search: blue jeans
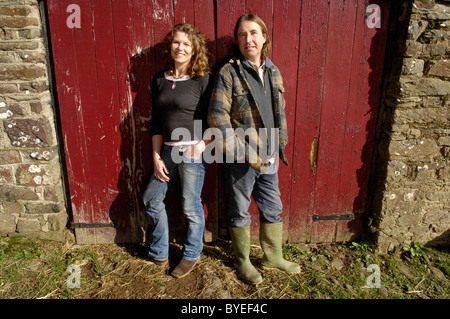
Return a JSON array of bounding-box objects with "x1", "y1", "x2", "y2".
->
[
  {"x1": 225, "y1": 162, "x2": 283, "y2": 227},
  {"x1": 143, "y1": 145, "x2": 207, "y2": 261}
]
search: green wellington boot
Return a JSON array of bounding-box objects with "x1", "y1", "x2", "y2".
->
[
  {"x1": 229, "y1": 226, "x2": 263, "y2": 285},
  {"x1": 260, "y1": 222, "x2": 301, "y2": 274}
]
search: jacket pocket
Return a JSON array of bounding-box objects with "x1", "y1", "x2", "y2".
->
[{"x1": 232, "y1": 86, "x2": 251, "y2": 113}]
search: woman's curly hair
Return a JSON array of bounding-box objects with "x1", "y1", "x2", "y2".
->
[{"x1": 163, "y1": 23, "x2": 211, "y2": 77}]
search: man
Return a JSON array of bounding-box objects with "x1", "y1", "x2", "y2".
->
[{"x1": 208, "y1": 14, "x2": 300, "y2": 285}]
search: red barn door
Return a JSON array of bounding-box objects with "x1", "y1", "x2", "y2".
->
[{"x1": 46, "y1": 0, "x2": 390, "y2": 244}]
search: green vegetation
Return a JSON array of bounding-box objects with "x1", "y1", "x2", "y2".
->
[{"x1": 0, "y1": 235, "x2": 448, "y2": 299}]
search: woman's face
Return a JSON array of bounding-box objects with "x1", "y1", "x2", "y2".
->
[
  {"x1": 171, "y1": 31, "x2": 193, "y2": 68},
  {"x1": 236, "y1": 20, "x2": 266, "y2": 65}
]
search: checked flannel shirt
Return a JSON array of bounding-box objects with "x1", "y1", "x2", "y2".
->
[{"x1": 207, "y1": 57, "x2": 289, "y2": 172}]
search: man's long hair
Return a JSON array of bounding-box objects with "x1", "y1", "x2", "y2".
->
[{"x1": 233, "y1": 14, "x2": 271, "y2": 63}]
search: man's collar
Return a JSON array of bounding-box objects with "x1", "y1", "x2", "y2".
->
[{"x1": 241, "y1": 57, "x2": 273, "y2": 70}]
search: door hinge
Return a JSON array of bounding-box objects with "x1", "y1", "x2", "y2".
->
[
  {"x1": 70, "y1": 222, "x2": 114, "y2": 229},
  {"x1": 313, "y1": 213, "x2": 355, "y2": 222}
]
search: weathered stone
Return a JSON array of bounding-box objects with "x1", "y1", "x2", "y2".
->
[
  {"x1": 425, "y1": 59, "x2": 450, "y2": 78},
  {"x1": 19, "y1": 81, "x2": 48, "y2": 94},
  {"x1": 29, "y1": 147, "x2": 56, "y2": 161},
  {"x1": 2, "y1": 201, "x2": 24, "y2": 214},
  {"x1": 0, "y1": 6, "x2": 31, "y2": 16},
  {"x1": 25, "y1": 202, "x2": 63, "y2": 215},
  {"x1": 422, "y1": 30, "x2": 450, "y2": 43},
  {"x1": 0, "y1": 83, "x2": 19, "y2": 94},
  {"x1": 0, "y1": 16, "x2": 38, "y2": 28},
  {"x1": 0, "y1": 213, "x2": 16, "y2": 234},
  {"x1": 399, "y1": 77, "x2": 450, "y2": 96},
  {"x1": 401, "y1": 58, "x2": 424, "y2": 75},
  {"x1": 44, "y1": 186, "x2": 64, "y2": 202},
  {"x1": 386, "y1": 160, "x2": 409, "y2": 184},
  {"x1": 413, "y1": 0, "x2": 435, "y2": 10},
  {"x1": 407, "y1": 20, "x2": 428, "y2": 41},
  {"x1": 438, "y1": 136, "x2": 450, "y2": 146},
  {"x1": 4, "y1": 118, "x2": 53, "y2": 148},
  {"x1": 0, "y1": 41, "x2": 39, "y2": 51},
  {"x1": 15, "y1": 163, "x2": 46, "y2": 186},
  {"x1": 383, "y1": 189, "x2": 422, "y2": 214},
  {"x1": 0, "y1": 102, "x2": 25, "y2": 119},
  {"x1": 0, "y1": 185, "x2": 39, "y2": 201},
  {"x1": 0, "y1": 150, "x2": 21, "y2": 164},
  {"x1": 389, "y1": 139, "x2": 441, "y2": 158},
  {"x1": 16, "y1": 217, "x2": 40, "y2": 233},
  {"x1": 0, "y1": 166, "x2": 14, "y2": 183},
  {"x1": 0, "y1": 64, "x2": 46, "y2": 81},
  {"x1": 48, "y1": 212, "x2": 68, "y2": 231}
]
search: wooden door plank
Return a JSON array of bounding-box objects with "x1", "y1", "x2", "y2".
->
[
  {"x1": 47, "y1": 0, "x2": 92, "y2": 225},
  {"x1": 126, "y1": 0, "x2": 157, "y2": 242},
  {"x1": 290, "y1": 1, "x2": 330, "y2": 242},
  {"x1": 335, "y1": 0, "x2": 390, "y2": 241},
  {"x1": 174, "y1": 0, "x2": 194, "y2": 24},
  {"x1": 310, "y1": 0, "x2": 358, "y2": 243},
  {"x1": 152, "y1": 0, "x2": 174, "y2": 67},
  {"x1": 272, "y1": 0, "x2": 302, "y2": 241},
  {"x1": 216, "y1": 0, "x2": 244, "y2": 65},
  {"x1": 194, "y1": 0, "x2": 219, "y2": 242}
]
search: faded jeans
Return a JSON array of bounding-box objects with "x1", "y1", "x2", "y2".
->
[
  {"x1": 225, "y1": 162, "x2": 283, "y2": 228},
  {"x1": 143, "y1": 145, "x2": 207, "y2": 261}
]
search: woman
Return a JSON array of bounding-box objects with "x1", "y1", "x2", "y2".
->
[{"x1": 143, "y1": 23, "x2": 212, "y2": 278}]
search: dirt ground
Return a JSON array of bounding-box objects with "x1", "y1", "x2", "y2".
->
[{"x1": 0, "y1": 232, "x2": 449, "y2": 300}]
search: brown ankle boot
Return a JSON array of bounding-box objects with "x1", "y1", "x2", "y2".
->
[{"x1": 171, "y1": 258, "x2": 198, "y2": 278}]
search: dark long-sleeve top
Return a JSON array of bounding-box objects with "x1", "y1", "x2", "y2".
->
[{"x1": 150, "y1": 71, "x2": 213, "y2": 144}]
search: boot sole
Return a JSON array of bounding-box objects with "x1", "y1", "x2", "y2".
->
[{"x1": 261, "y1": 265, "x2": 301, "y2": 274}]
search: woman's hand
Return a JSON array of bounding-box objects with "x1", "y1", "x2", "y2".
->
[{"x1": 153, "y1": 155, "x2": 170, "y2": 182}]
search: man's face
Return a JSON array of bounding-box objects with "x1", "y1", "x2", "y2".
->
[{"x1": 236, "y1": 20, "x2": 266, "y2": 65}]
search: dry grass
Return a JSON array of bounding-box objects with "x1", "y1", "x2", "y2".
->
[{"x1": 0, "y1": 233, "x2": 449, "y2": 299}]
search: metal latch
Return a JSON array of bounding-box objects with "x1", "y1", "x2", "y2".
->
[{"x1": 313, "y1": 213, "x2": 355, "y2": 222}]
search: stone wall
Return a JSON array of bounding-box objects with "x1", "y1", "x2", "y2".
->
[
  {"x1": 0, "y1": 0, "x2": 67, "y2": 240},
  {"x1": 372, "y1": 0, "x2": 450, "y2": 252}
]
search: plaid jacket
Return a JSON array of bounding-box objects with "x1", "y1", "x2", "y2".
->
[{"x1": 207, "y1": 57, "x2": 288, "y2": 171}]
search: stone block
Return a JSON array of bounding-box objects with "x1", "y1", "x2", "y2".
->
[
  {"x1": 0, "y1": 150, "x2": 21, "y2": 164},
  {"x1": 16, "y1": 217, "x2": 40, "y2": 233},
  {"x1": 401, "y1": 58, "x2": 425, "y2": 75},
  {"x1": 48, "y1": 212, "x2": 68, "y2": 231},
  {"x1": 2, "y1": 201, "x2": 24, "y2": 214},
  {"x1": 4, "y1": 118, "x2": 53, "y2": 148},
  {"x1": 25, "y1": 202, "x2": 63, "y2": 215},
  {"x1": 400, "y1": 77, "x2": 450, "y2": 96},
  {"x1": 0, "y1": 185, "x2": 39, "y2": 201},
  {"x1": 386, "y1": 160, "x2": 409, "y2": 184},
  {"x1": 0, "y1": 213, "x2": 16, "y2": 234},
  {"x1": 44, "y1": 186, "x2": 64, "y2": 202},
  {"x1": 425, "y1": 59, "x2": 450, "y2": 77},
  {"x1": 0, "y1": 166, "x2": 14, "y2": 184},
  {"x1": 15, "y1": 163, "x2": 46, "y2": 186},
  {"x1": 0, "y1": 16, "x2": 38, "y2": 28},
  {"x1": 389, "y1": 139, "x2": 441, "y2": 158},
  {"x1": 438, "y1": 136, "x2": 450, "y2": 146},
  {"x1": 0, "y1": 6, "x2": 31, "y2": 16},
  {"x1": 0, "y1": 64, "x2": 46, "y2": 81}
]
